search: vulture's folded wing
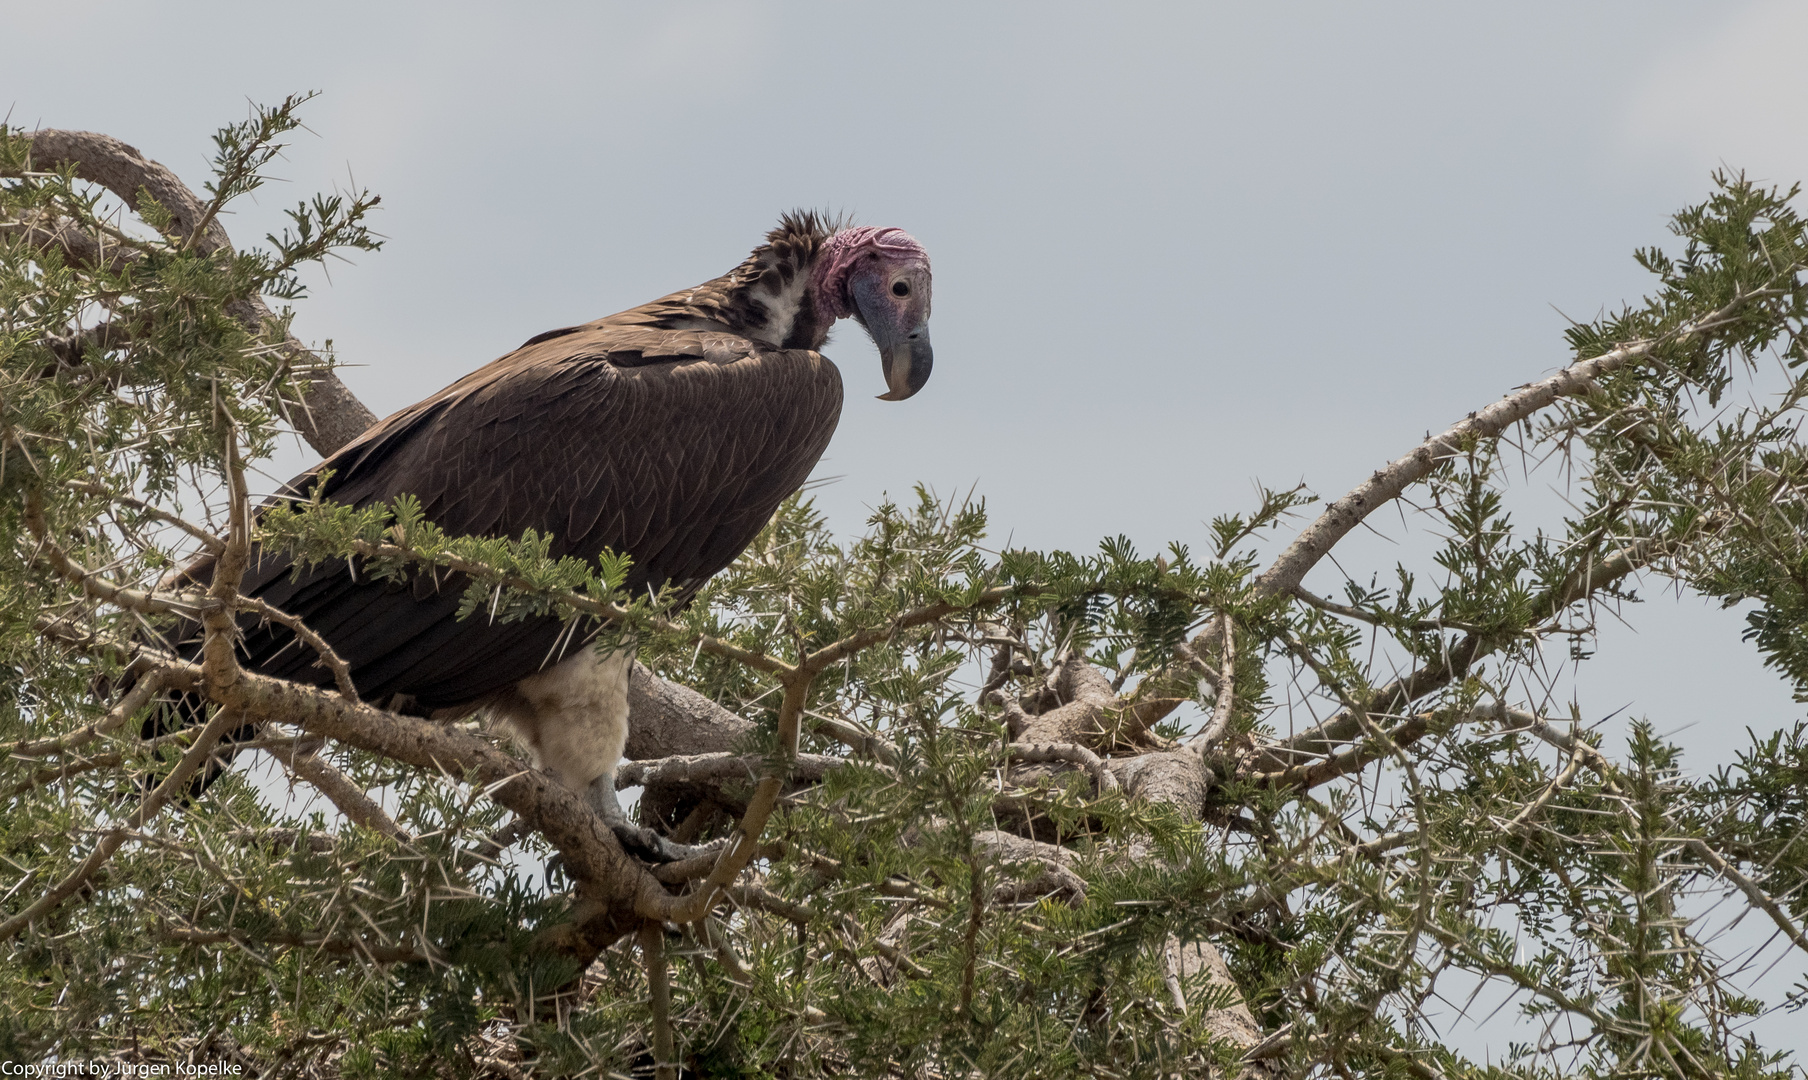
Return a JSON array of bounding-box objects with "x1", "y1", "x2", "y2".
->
[{"x1": 183, "y1": 324, "x2": 842, "y2": 708}]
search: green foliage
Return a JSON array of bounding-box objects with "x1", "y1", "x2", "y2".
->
[{"x1": 5, "y1": 104, "x2": 1808, "y2": 1079}]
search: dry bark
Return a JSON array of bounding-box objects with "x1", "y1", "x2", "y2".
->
[
  {"x1": 986, "y1": 645, "x2": 1266, "y2": 1064},
  {"x1": 623, "y1": 662, "x2": 754, "y2": 758}
]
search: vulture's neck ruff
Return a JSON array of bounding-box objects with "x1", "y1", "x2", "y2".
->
[{"x1": 660, "y1": 212, "x2": 931, "y2": 356}]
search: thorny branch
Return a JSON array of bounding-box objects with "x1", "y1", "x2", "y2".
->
[{"x1": 18, "y1": 129, "x2": 378, "y2": 456}]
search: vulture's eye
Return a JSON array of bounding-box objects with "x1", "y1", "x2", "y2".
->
[{"x1": 891, "y1": 280, "x2": 910, "y2": 297}]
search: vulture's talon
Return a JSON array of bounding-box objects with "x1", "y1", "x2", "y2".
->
[
  {"x1": 606, "y1": 818, "x2": 718, "y2": 864},
  {"x1": 585, "y1": 774, "x2": 717, "y2": 864}
]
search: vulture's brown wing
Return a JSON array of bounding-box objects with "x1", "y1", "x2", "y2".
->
[{"x1": 217, "y1": 325, "x2": 842, "y2": 709}]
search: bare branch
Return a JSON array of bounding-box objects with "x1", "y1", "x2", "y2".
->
[
  {"x1": 639, "y1": 922, "x2": 678, "y2": 1080},
  {"x1": 624, "y1": 663, "x2": 755, "y2": 759},
  {"x1": 617, "y1": 751, "x2": 850, "y2": 791},
  {"x1": 232, "y1": 594, "x2": 356, "y2": 699},
  {"x1": 269, "y1": 745, "x2": 411, "y2": 842},
  {"x1": 1252, "y1": 297, "x2": 1755, "y2": 601},
  {"x1": 68, "y1": 480, "x2": 224, "y2": 555},
  {"x1": 1007, "y1": 742, "x2": 1119, "y2": 796},
  {"x1": 805, "y1": 709, "x2": 903, "y2": 768},
  {"x1": 22, "y1": 490, "x2": 203, "y2": 620},
  {"x1": 22, "y1": 129, "x2": 378, "y2": 455},
  {"x1": 1189, "y1": 613, "x2": 1237, "y2": 751},
  {"x1": 973, "y1": 830, "x2": 1088, "y2": 905},
  {"x1": 4, "y1": 669, "x2": 164, "y2": 759}
]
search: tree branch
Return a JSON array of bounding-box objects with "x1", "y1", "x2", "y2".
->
[
  {"x1": 1251, "y1": 298, "x2": 1756, "y2": 602},
  {"x1": 161, "y1": 924, "x2": 430, "y2": 965},
  {"x1": 616, "y1": 751, "x2": 849, "y2": 792},
  {"x1": 23, "y1": 129, "x2": 378, "y2": 456},
  {"x1": 270, "y1": 746, "x2": 411, "y2": 842},
  {"x1": 3, "y1": 669, "x2": 164, "y2": 759},
  {"x1": 639, "y1": 921, "x2": 678, "y2": 1080},
  {"x1": 1007, "y1": 742, "x2": 1119, "y2": 796},
  {"x1": 1188, "y1": 612, "x2": 1237, "y2": 751},
  {"x1": 0, "y1": 704, "x2": 245, "y2": 944}
]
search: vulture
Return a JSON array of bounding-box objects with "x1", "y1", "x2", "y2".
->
[{"x1": 154, "y1": 212, "x2": 934, "y2": 859}]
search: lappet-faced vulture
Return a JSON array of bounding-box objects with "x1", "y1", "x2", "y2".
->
[{"x1": 157, "y1": 212, "x2": 933, "y2": 859}]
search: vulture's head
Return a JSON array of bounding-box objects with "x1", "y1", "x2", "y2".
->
[{"x1": 814, "y1": 226, "x2": 934, "y2": 400}]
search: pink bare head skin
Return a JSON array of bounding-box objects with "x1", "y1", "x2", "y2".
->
[
  {"x1": 810, "y1": 223, "x2": 934, "y2": 400},
  {"x1": 810, "y1": 226, "x2": 932, "y2": 321}
]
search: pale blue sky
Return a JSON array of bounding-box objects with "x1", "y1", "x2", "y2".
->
[{"x1": 9, "y1": 0, "x2": 1808, "y2": 1052}]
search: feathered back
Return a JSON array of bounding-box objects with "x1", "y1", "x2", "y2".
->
[{"x1": 167, "y1": 220, "x2": 848, "y2": 710}]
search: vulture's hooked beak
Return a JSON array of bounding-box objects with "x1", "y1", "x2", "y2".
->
[
  {"x1": 851, "y1": 268, "x2": 934, "y2": 401},
  {"x1": 877, "y1": 326, "x2": 933, "y2": 401}
]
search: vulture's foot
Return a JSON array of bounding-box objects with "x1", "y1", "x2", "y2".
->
[{"x1": 587, "y1": 776, "x2": 726, "y2": 864}]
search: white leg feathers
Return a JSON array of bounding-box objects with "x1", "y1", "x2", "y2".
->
[
  {"x1": 491, "y1": 646, "x2": 632, "y2": 795},
  {"x1": 488, "y1": 646, "x2": 715, "y2": 864}
]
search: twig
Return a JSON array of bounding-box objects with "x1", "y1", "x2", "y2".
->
[
  {"x1": 1162, "y1": 935, "x2": 1189, "y2": 1014},
  {"x1": 641, "y1": 679, "x2": 813, "y2": 924},
  {"x1": 1498, "y1": 743, "x2": 1587, "y2": 838},
  {"x1": 22, "y1": 491, "x2": 204, "y2": 620},
  {"x1": 806, "y1": 709, "x2": 902, "y2": 768},
  {"x1": 1250, "y1": 714, "x2": 1434, "y2": 791},
  {"x1": 465, "y1": 818, "x2": 530, "y2": 865},
  {"x1": 198, "y1": 410, "x2": 251, "y2": 705},
  {"x1": 640, "y1": 922, "x2": 677, "y2": 1080},
  {"x1": 1252, "y1": 295, "x2": 1762, "y2": 601},
  {"x1": 1684, "y1": 838, "x2": 1808, "y2": 959},
  {"x1": 232, "y1": 594, "x2": 357, "y2": 699},
  {"x1": 4, "y1": 669, "x2": 164, "y2": 759},
  {"x1": 1007, "y1": 742, "x2": 1119, "y2": 795},
  {"x1": 271, "y1": 746, "x2": 411, "y2": 842},
  {"x1": 702, "y1": 916, "x2": 752, "y2": 981},
  {"x1": 1188, "y1": 613, "x2": 1237, "y2": 751},
  {"x1": 7, "y1": 727, "x2": 194, "y2": 797},
  {"x1": 66, "y1": 480, "x2": 224, "y2": 555},
  {"x1": 648, "y1": 840, "x2": 745, "y2": 885},
  {"x1": 0, "y1": 704, "x2": 246, "y2": 943},
  {"x1": 1290, "y1": 584, "x2": 1487, "y2": 636},
  {"x1": 801, "y1": 587, "x2": 1014, "y2": 675}
]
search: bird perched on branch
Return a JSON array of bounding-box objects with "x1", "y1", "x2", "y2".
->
[{"x1": 153, "y1": 212, "x2": 934, "y2": 860}]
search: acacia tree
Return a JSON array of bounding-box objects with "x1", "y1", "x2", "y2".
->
[{"x1": 4, "y1": 100, "x2": 1808, "y2": 1079}]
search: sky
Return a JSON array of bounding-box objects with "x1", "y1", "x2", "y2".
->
[{"x1": 8, "y1": 0, "x2": 1808, "y2": 1056}]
